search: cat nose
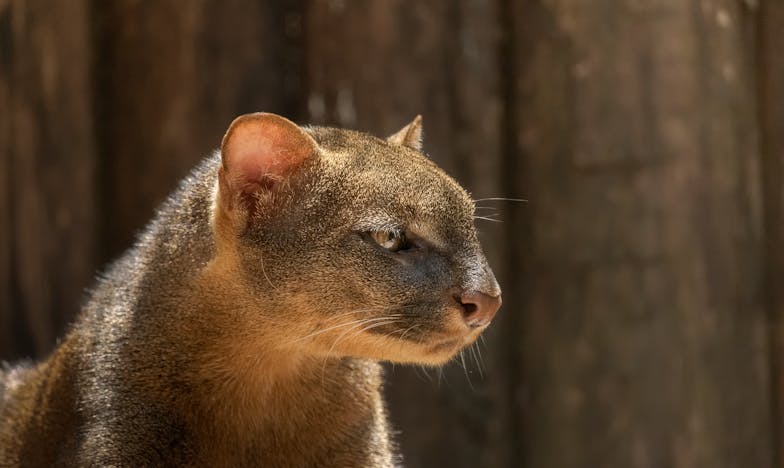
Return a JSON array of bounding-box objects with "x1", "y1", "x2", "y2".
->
[{"x1": 456, "y1": 291, "x2": 502, "y2": 328}]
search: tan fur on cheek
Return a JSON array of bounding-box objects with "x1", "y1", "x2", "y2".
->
[{"x1": 294, "y1": 302, "x2": 481, "y2": 367}]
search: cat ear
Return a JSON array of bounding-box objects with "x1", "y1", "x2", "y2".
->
[
  {"x1": 220, "y1": 112, "x2": 317, "y2": 195},
  {"x1": 387, "y1": 115, "x2": 423, "y2": 151}
]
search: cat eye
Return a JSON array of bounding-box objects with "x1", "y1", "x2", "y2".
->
[{"x1": 370, "y1": 230, "x2": 408, "y2": 252}]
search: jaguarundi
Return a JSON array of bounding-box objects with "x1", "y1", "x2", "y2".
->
[{"x1": 0, "y1": 113, "x2": 502, "y2": 467}]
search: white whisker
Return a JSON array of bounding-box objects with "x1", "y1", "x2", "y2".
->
[
  {"x1": 416, "y1": 365, "x2": 433, "y2": 383},
  {"x1": 291, "y1": 315, "x2": 401, "y2": 344},
  {"x1": 469, "y1": 344, "x2": 483, "y2": 379},
  {"x1": 458, "y1": 350, "x2": 475, "y2": 391},
  {"x1": 475, "y1": 341, "x2": 485, "y2": 372},
  {"x1": 320, "y1": 316, "x2": 400, "y2": 384},
  {"x1": 474, "y1": 216, "x2": 503, "y2": 223},
  {"x1": 472, "y1": 197, "x2": 528, "y2": 203},
  {"x1": 397, "y1": 323, "x2": 421, "y2": 343},
  {"x1": 259, "y1": 253, "x2": 279, "y2": 291}
]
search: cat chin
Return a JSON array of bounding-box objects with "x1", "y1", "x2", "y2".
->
[
  {"x1": 370, "y1": 336, "x2": 476, "y2": 367},
  {"x1": 391, "y1": 344, "x2": 469, "y2": 367},
  {"x1": 317, "y1": 322, "x2": 483, "y2": 366},
  {"x1": 420, "y1": 338, "x2": 476, "y2": 366}
]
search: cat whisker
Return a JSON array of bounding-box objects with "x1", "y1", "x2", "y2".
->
[
  {"x1": 318, "y1": 306, "x2": 397, "y2": 325},
  {"x1": 324, "y1": 317, "x2": 400, "y2": 358},
  {"x1": 458, "y1": 350, "x2": 467, "y2": 376},
  {"x1": 469, "y1": 343, "x2": 483, "y2": 380},
  {"x1": 417, "y1": 365, "x2": 433, "y2": 384},
  {"x1": 299, "y1": 302, "x2": 422, "y2": 340},
  {"x1": 290, "y1": 317, "x2": 375, "y2": 344},
  {"x1": 474, "y1": 207, "x2": 500, "y2": 216},
  {"x1": 259, "y1": 253, "x2": 279, "y2": 291},
  {"x1": 367, "y1": 323, "x2": 424, "y2": 358},
  {"x1": 474, "y1": 216, "x2": 503, "y2": 223},
  {"x1": 457, "y1": 350, "x2": 475, "y2": 391},
  {"x1": 324, "y1": 303, "x2": 421, "y2": 323},
  {"x1": 326, "y1": 319, "x2": 401, "y2": 377},
  {"x1": 342, "y1": 319, "x2": 400, "y2": 348},
  {"x1": 320, "y1": 316, "x2": 400, "y2": 384},
  {"x1": 472, "y1": 197, "x2": 528, "y2": 203},
  {"x1": 365, "y1": 325, "x2": 414, "y2": 352},
  {"x1": 290, "y1": 315, "x2": 402, "y2": 344},
  {"x1": 396, "y1": 323, "x2": 421, "y2": 343},
  {"x1": 474, "y1": 340, "x2": 485, "y2": 373}
]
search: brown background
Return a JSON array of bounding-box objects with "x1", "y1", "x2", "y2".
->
[{"x1": 2, "y1": 1, "x2": 783, "y2": 467}]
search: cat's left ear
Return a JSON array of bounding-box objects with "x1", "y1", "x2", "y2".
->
[{"x1": 387, "y1": 115, "x2": 423, "y2": 151}]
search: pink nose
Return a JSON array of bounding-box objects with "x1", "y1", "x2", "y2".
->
[{"x1": 457, "y1": 292, "x2": 502, "y2": 328}]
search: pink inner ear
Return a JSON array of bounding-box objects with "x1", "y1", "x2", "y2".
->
[{"x1": 221, "y1": 113, "x2": 315, "y2": 190}]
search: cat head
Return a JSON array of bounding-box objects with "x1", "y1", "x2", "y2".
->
[{"x1": 213, "y1": 113, "x2": 500, "y2": 366}]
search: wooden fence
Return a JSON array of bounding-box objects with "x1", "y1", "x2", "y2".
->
[{"x1": 1, "y1": 1, "x2": 783, "y2": 467}]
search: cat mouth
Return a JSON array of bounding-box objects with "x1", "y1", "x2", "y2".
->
[{"x1": 354, "y1": 311, "x2": 487, "y2": 363}]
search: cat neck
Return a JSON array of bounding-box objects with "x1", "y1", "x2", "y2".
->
[{"x1": 172, "y1": 259, "x2": 390, "y2": 465}]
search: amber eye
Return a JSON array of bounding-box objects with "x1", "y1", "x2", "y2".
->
[{"x1": 370, "y1": 230, "x2": 407, "y2": 252}]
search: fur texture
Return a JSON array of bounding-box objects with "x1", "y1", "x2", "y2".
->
[{"x1": 0, "y1": 114, "x2": 500, "y2": 467}]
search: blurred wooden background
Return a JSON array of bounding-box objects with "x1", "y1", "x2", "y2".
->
[{"x1": 1, "y1": 1, "x2": 783, "y2": 467}]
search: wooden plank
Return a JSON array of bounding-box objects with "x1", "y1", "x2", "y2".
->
[
  {"x1": 0, "y1": 0, "x2": 12, "y2": 359},
  {"x1": 1, "y1": 0, "x2": 97, "y2": 359},
  {"x1": 95, "y1": 0, "x2": 302, "y2": 259},
  {"x1": 758, "y1": 1, "x2": 784, "y2": 466},
  {"x1": 305, "y1": 2, "x2": 510, "y2": 466},
  {"x1": 512, "y1": 0, "x2": 771, "y2": 467}
]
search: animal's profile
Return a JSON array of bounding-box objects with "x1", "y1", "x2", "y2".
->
[{"x1": 0, "y1": 113, "x2": 501, "y2": 467}]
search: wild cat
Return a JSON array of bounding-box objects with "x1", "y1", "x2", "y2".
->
[{"x1": 0, "y1": 113, "x2": 501, "y2": 467}]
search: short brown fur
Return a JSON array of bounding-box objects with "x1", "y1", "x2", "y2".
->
[{"x1": 0, "y1": 113, "x2": 500, "y2": 467}]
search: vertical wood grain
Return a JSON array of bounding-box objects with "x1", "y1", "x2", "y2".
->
[
  {"x1": 94, "y1": 0, "x2": 303, "y2": 259},
  {"x1": 758, "y1": 1, "x2": 784, "y2": 466},
  {"x1": 0, "y1": 0, "x2": 97, "y2": 359},
  {"x1": 0, "y1": 0, "x2": 12, "y2": 359},
  {"x1": 512, "y1": 0, "x2": 771, "y2": 466}
]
